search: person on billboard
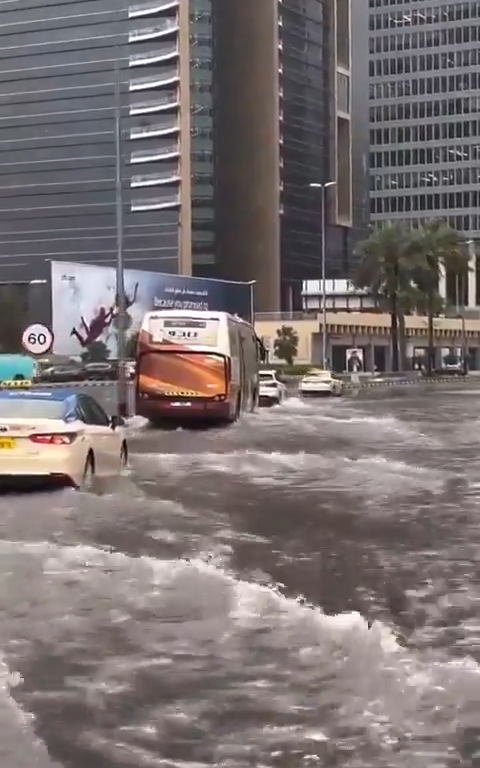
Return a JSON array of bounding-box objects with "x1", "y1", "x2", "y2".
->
[
  {"x1": 69, "y1": 283, "x2": 139, "y2": 348},
  {"x1": 70, "y1": 306, "x2": 115, "y2": 348}
]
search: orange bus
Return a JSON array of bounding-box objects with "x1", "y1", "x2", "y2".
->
[{"x1": 135, "y1": 310, "x2": 263, "y2": 425}]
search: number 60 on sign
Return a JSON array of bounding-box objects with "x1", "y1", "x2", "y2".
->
[{"x1": 22, "y1": 324, "x2": 54, "y2": 356}]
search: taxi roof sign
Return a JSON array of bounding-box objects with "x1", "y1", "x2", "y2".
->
[{"x1": 0, "y1": 379, "x2": 32, "y2": 389}]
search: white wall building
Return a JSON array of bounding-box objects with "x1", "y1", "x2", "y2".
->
[{"x1": 302, "y1": 279, "x2": 382, "y2": 312}]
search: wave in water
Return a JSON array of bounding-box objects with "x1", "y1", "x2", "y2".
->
[
  {"x1": 258, "y1": 398, "x2": 435, "y2": 444},
  {"x1": 138, "y1": 450, "x2": 446, "y2": 497},
  {"x1": 0, "y1": 541, "x2": 479, "y2": 766},
  {"x1": 0, "y1": 654, "x2": 60, "y2": 768}
]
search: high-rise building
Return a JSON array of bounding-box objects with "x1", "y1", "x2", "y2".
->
[
  {"x1": 0, "y1": 0, "x2": 201, "y2": 283},
  {"x1": 0, "y1": 0, "x2": 352, "y2": 312},
  {"x1": 368, "y1": 0, "x2": 480, "y2": 237},
  {"x1": 215, "y1": 0, "x2": 353, "y2": 312},
  {"x1": 351, "y1": 0, "x2": 371, "y2": 250}
]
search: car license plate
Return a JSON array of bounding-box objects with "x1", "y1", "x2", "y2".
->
[{"x1": 0, "y1": 438, "x2": 15, "y2": 449}]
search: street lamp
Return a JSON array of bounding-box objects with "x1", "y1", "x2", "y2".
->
[
  {"x1": 309, "y1": 181, "x2": 337, "y2": 369},
  {"x1": 247, "y1": 280, "x2": 256, "y2": 324}
]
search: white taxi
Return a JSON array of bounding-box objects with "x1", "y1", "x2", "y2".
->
[
  {"x1": 258, "y1": 369, "x2": 287, "y2": 406},
  {"x1": 298, "y1": 368, "x2": 343, "y2": 398},
  {"x1": 0, "y1": 389, "x2": 128, "y2": 490}
]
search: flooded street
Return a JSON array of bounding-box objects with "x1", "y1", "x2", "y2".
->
[{"x1": 1, "y1": 386, "x2": 480, "y2": 767}]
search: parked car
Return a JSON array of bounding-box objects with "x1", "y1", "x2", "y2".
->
[
  {"x1": 38, "y1": 365, "x2": 85, "y2": 383},
  {"x1": 0, "y1": 354, "x2": 37, "y2": 384},
  {"x1": 82, "y1": 362, "x2": 118, "y2": 381}
]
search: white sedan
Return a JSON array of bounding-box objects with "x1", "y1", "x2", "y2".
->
[
  {"x1": 298, "y1": 369, "x2": 343, "y2": 398},
  {"x1": 0, "y1": 389, "x2": 128, "y2": 490},
  {"x1": 258, "y1": 370, "x2": 287, "y2": 406}
]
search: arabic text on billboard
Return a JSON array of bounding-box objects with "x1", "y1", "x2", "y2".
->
[{"x1": 50, "y1": 261, "x2": 252, "y2": 358}]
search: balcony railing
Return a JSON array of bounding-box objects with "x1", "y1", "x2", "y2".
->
[
  {"x1": 130, "y1": 171, "x2": 180, "y2": 187},
  {"x1": 129, "y1": 46, "x2": 179, "y2": 68},
  {"x1": 131, "y1": 193, "x2": 180, "y2": 211},
  {"x1": 129, "y1": 20, "x2": 179, "y2": 43},
  {"x1": 129, "y1": 1, "x2": 179, "y2": 18},
  {"x1": 129, "y1": 71, "x2": 179, "y2": 91},
  {"x1": 129, "y1": 93, "x2": 179, "y2": 115},
  {"x1": 130, "y1": 144, "x2": 180, "y2": 164}
]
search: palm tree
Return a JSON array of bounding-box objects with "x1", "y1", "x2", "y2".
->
[
  {"x1": 409, "y1": 220, "x2": 469, "y2": 376},
  {"x1": 354, "y1": 224, "x2": 417, "y2": 371}
]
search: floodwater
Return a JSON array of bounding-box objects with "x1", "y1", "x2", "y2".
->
[{"x1": 1, "y1": 385, "x2": 480, "y2": 767}]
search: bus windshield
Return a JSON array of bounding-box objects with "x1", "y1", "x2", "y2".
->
[{"x1": 138, "y1": 350, "x2": 227, "y2": 398}]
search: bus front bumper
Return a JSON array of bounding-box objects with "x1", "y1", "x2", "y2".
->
[{"x1": 136, "y1": 396, "x2": 231, "y2": 420}]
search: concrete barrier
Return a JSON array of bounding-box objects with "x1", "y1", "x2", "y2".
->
[
  {"x1": 30, "y1": 380, "x2": 119, "y2": 388},
  {"x1": 344, "y1": 375, "x2": 469, "y2": 390}
]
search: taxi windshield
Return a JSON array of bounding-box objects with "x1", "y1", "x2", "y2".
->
[{"x1": 0, "y1": 399, "x2": 65, "y2": 419}]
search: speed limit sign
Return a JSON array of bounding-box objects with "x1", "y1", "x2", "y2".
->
[{"x1": 22, "y1": 323, "x2": 54, "y2": 356}]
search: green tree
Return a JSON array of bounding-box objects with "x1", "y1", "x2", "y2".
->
[
  {"x1": 80, "y1": 340, "x2": 110, "y2": 363},
  {"x1": 273, "y1": 325, "x2": 299, "y2": 366},
  {"x1": 353, "y1": 224, "x2": 417, "y2": 371},
  {"x1": 409, "y1": 220, "x2": 469, "y2": 376}
]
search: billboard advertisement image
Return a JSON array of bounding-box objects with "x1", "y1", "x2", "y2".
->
[{"x1": 50, "y1": 261, "x2": 253, "y2": 358}]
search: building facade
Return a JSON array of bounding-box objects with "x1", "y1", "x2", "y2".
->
[
  {"x1": 351, "y1": 0, "x2": 371, "y2": 252},
  {"x1": 368, "y1": 0, "x2": 480, "y2": 305},
  {"x1": 301, "y1": 278, "x2": 381, "y2": 311},
  {"x1": 368, "y1": 0, "x2": 480, "y2": 237},
  {"x1": 279, "y1": 0, "x2": 352, "y2": 304},
  {"x1": 214, "y1": 0, "x2": 353, "y2": 312},
  {"x1": 0, "y1": 0, "x2": 352, "y2": 313},
  {"x1": 0, "y1": 0, "x2": 227, "y2": 286}
]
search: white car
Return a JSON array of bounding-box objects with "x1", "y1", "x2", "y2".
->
[
  {"x1": 125, "y1": 359, "x2": 136, "y2": 379},
  {"x1": 258, "y1": 370, "x2": 287, "y2": 406},
  {"x1": 0, "y1": 389, "x2": 128, "y2": 490},
  {"x1": 299, "y1": 369, "x2": 343, "y2": 398}
]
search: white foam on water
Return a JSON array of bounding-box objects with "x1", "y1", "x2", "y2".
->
[
  {"x1": 0, "y1": 654, "x2": 60, "y2": 767},
  {"x1": 255, "y1": 398, "x2": 436, "y2": 446},
  {"x1": 126, "y1": 414, "x2": 150, "y2": 431},
  {"x1": 0, "y1": 540, "x2": 479, "y2": 766},
  {"x1": 139, "y1": 450, "x2": 445, "y2": 496}
]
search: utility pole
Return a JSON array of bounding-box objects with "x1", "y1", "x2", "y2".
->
[
  {"x1": 115, "y1": 57, "x2": 128, "y2": 418},
  {"x1": 309, "y1": 181, "x2": 337, "y2": 368}
]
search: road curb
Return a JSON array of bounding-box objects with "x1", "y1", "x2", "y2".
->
[{"x1": 344, "y1": 376, "x2": 468, "y2": 390}]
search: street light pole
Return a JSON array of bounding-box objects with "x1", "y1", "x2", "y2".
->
[
  {"x1": 114, "y1": 57, "x2": 128, "y2": 418},
  {"x1": 309, "y1": 181, "x2": 336, "y2": 369}
]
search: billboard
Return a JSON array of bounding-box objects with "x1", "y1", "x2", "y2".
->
[{"x1": 50, "y1": 261, "x2": 253, "y2": 358}]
